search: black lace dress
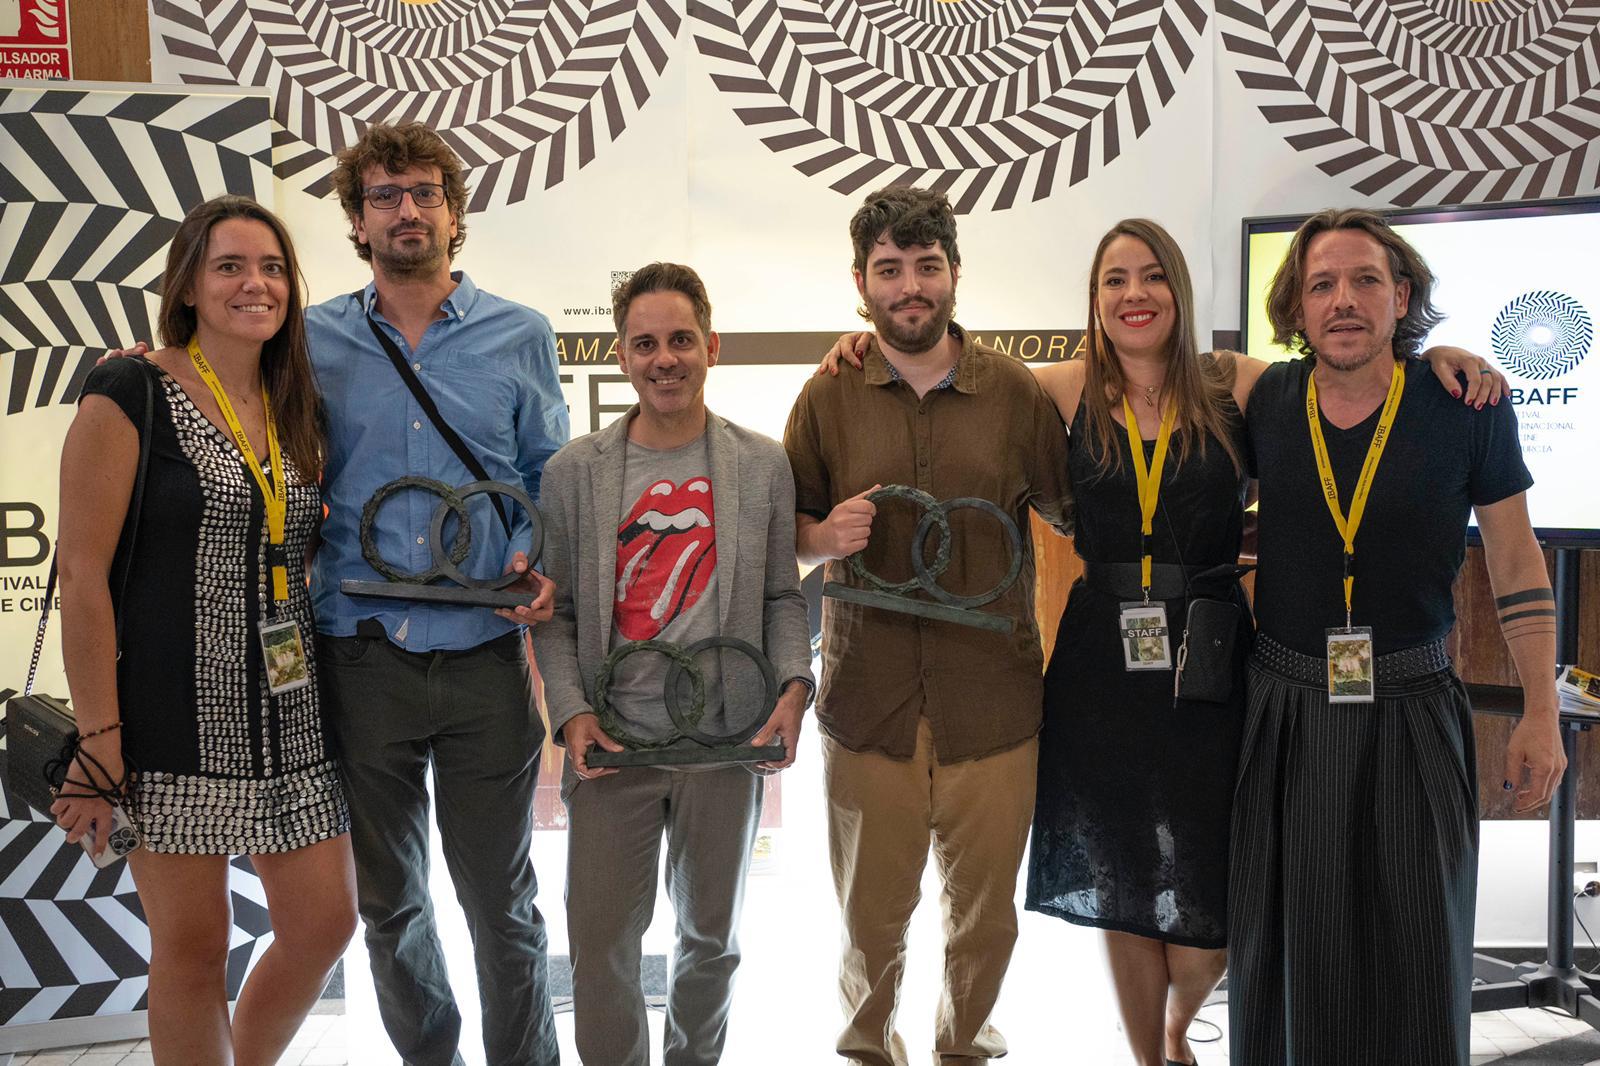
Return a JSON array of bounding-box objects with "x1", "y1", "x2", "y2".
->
[{"x1": 1024, "y1": 399, "x2": 1251, "y2": 948}]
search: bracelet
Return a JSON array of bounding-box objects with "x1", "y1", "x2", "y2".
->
[{"x1": 78, "y1": 721, "x2": 123, "y2": 740}]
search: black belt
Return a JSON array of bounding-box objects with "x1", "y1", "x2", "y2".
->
[
  {"x1": 1081, "y1": 561, "x2": 1251, "y2": 602},
  {"x1": 351, "y1": 617, "x2": 523, "y2": 658},
  {"x1": 1252, "y1": 633, "x2": 1452, "y2": 687}
]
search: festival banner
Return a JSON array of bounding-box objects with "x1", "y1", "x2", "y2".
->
[{"x1": 0, "y1": 82, "x2": 275, "y2": 1040}]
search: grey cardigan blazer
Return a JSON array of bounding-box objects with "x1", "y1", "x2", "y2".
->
[{"x1": 531, "y1": 406, "x2": 814, "y2": 743}]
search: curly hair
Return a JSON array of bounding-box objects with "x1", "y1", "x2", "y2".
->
[
  {"x1": 329, "y1": 122, "x2": 470, "y2": 263},
  {"x1": 848, "y1": 185, "x2": 961, "y2": 276},
  {"x1": 1266, "y1": 207, "x2": 1444, "y2": 359}
]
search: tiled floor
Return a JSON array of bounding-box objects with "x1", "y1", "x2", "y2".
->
[
  {"x1": 13, "y1": 729, "x2": 1599, "y2": 1065},
  {"x1": 12, "y1": 1003, "x2": 1599, "y2": 1065},
  {"x1": 11, "y1": 1011, "x2": 344, "y2": 1065}
]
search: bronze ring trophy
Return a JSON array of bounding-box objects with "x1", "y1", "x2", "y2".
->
[
  {"x1": 340, "y1": 476, "x2": 545, "y2": 608},
  {"x1": 823, "y1": 485, "x2": 1024, "y2": 633},
  {"x1": 586, "y1": 636, "x2": 784, "y2": 767}
]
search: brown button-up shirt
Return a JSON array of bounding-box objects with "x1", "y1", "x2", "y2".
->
[{"x1": 783, "y1": 326, "x2": 1073, "y2": 763}]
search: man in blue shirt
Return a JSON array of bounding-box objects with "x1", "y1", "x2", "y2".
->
[{"x1": 311, "y1": 122, "x2": 568, "y2": 1066}]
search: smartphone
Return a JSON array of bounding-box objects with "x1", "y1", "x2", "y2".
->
[{"x1": 81, "y1": 805, "x2": 143, "y2": 868}]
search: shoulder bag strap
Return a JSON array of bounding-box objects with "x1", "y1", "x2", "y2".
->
[
  {"x1": 24, "y1": 362, "x2": 155, "y2": 696},
  {"x1": 364, "y1": 311, "x2": 512, "y2": 536}
]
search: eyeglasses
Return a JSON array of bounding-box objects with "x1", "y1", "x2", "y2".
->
[{"x1": 362, "y1": 183, "x2": 447, "y2": 210}]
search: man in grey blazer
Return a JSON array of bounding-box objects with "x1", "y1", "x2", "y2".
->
[{"x1": 530, "y1": 262, "x2": 814, "y2": 1065}]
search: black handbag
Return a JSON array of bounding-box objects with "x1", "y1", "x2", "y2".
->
[
  {"x1": 2, "y1": 360, "x2": 154, "y2": 816},
  {"x1": 1174, "y1": 596, "x2": 1243, "y2": 704}
]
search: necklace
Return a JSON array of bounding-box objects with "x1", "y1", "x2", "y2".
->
[{"x1": 1126, "y1": 378, "x2": 1163, "y2": 409}]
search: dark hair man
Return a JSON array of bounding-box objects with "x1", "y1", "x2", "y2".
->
[
  {"x1": 1230, "y1": 207, "x2": 1565, "y2": 1065},
  {"x1": 310, "y1": 122, "x2": 568, "y2": 1066},
  {"x1": 784, "y1": 186, "x2": 1073, "y2": 1064},
  {"x1": 531, "y1": 263, "x2": 814, "y2": 1064}
]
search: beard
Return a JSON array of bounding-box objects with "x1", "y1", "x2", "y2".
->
[
  {"x1": 373, "y1": 222, "x2": 448, "y2": 278},
  {"x1": 867, "y1": 291, "x2": 956, "y2": 355},
  {"x1": 1310, "y1": 315, "x2": 1399, "y2": 372}
]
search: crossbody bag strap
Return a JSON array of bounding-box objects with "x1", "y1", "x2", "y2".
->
[
  {"x1": 364, "y1": 312, "x2": 512, "y2": 537},
  {"x1": 24, "y1": 361, "x2": 155, "y2": 696}
]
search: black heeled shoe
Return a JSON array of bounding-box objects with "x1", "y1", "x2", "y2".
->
[{"x1": 1166, "y1": 1059, "x2": 1197, "y2": 1066}]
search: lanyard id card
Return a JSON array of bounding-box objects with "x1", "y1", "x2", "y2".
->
[
  {"x1": 1326, "y1": 626, "x2": 1375, "y2": 704},
  {"x1": 259, "y1": 619, "x2": 312, "y2": 695},
  {"x1": 1305, "y1": 359, "x2": 1403, "y2": 630},
  {"x1": 188, "y1": 338, "x2": 291, "y2": 604},
  {"x1": 1120, "y1": 601, "x2": 1172, "y2": 671}
]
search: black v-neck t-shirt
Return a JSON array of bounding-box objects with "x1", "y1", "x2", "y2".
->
[{"x1": 1248, "y1": 356, "x2": 1532, "y2": 656}]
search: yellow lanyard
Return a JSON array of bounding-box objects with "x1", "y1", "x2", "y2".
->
[
  {"x1": 1305, "y1": 359, "x2": 1405, "y2": 626},
  {"x1": 187, "y1": 338, "x2": 290, "y2": 604},
  {"x1": 1121, "y1": 395, "x2": 1176, "y2": 600}
]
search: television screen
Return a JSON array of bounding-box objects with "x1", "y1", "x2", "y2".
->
[{"x1": 1241, "y1": 197, "x2": 1600, "y2": 547}]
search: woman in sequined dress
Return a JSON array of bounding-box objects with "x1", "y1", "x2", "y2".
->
[{"x1": 52, "y1": 196, "x2": 355, "y2": 1066}]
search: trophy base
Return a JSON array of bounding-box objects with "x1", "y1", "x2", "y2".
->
[
  {"x1": 341, "y1": 579, "x2": 532, "y2": 609},
  {"x1": 586, "y1": 742, "x2": 787, "y2": 768},
  {"x1": 823, "y1": 583, "x2": 1015, "y2": 633}
]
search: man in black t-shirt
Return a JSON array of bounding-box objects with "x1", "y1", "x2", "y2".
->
[{"x1": 1229, "y1": 208, "x2": 1565, "y2": 1066}]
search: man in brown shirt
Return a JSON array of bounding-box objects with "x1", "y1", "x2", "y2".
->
[{"x1": 784, "y1": 185, "x2": 1072, "y2": 1066}]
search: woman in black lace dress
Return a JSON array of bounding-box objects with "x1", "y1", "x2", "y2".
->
[
  {"x1": 1024, "y1": 221, "x2": 1255, "y2": 1066},
  {"x1": 1023, "y1": 221, "x2": 1254, "y2": 1066}
]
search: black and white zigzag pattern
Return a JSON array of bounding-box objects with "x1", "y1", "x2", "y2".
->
[
  {"x1": 1219, "y1": 0, "x2": 1600, "y2": 205},
  {"x1": 692, "y1": 0, "x2": 1208, "y2": 212},
  {"x1": 0, "y1": 85, "x2": 276, "y2": 1029},
  {"x1": 0, "y1": 739, "x2": 276, "y2": 1028},
  {"x1": 153, "y1": 0, "x2": 681, "y2": 208},
  {"x1": 0, "y1": 87, "x2": 273, "y2": 413}
]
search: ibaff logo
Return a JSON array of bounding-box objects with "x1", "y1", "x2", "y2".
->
[{"x1": 1491, "y1": 291, "x2": 1592, "y2": 381}]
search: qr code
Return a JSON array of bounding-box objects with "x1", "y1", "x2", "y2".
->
[{"x1": 611, "y1": 270, "x2": 634, "y2": 290}]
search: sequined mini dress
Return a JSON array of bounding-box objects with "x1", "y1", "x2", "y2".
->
[{"x1": 82, "y1": 358, "x2": 347, "y2": 854}]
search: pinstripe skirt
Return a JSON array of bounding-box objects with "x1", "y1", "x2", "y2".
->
[{"x1": 1228, "y1": 642, "x2": 1478, "y2": 1066}]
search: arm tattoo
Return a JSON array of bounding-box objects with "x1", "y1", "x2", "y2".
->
[{"x1": 1497, "y1": 587, "x2": 1556, "y2": 641}]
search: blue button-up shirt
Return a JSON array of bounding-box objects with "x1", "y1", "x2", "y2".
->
[{"x1": 307, "y1": 272, "x2": 569, "y2": 651}]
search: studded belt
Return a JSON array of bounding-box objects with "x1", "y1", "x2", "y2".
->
[{"x1": 1251, "y1": 633, "x2": 1451, "y2": 687}]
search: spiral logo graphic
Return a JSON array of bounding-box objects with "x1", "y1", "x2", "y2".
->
[
  {"x1": 1220, "y1": 2, "x2": 1600, "y2": 206},
  {"x1": 152, "y1": 0, "x2": 680, "y2": 206},
  {"x1": 1491, "y1": 290, "x2": 1592, "y2": 380},
  {"x1": 691, "y1": 0, "x2": 1208, "y2": 213}
]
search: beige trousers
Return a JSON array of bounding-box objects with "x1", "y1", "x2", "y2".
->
[{"x1": 824, "y1": 718, "x2": 1039, "y2": 1066}]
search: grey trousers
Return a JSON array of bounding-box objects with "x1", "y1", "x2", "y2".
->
[
  {"x1": 320, "y1": 631, "x2": 559, "y2": 1066},
  {"x1": 564, "y1": 766, "x2": 764, "y2": 1066}
]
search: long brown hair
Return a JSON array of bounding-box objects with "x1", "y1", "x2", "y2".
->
[
  {"x1": 1080, "y1": 219, "x2": 1241, "y2": 476},
  {"x1": 1265, "y1": 206, "x2": 1444, "y2": 358},
  {"x1": 157, "y1": 195, "x2": 324, "y2": 479}
]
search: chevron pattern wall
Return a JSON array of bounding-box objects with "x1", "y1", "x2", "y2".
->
[
  {"x1": 0, "y1": 87, "x2": 274, "y2": 414},
  {"x1": 153, "y1": 0, "x2": 681, "y2": 208},
  {"x1": 0, "y1": 85, "x2": 276, "y2": 1031},
  {"x1": 1219, "y1": 0, "x2": 1600, "y2": 205},
  {"x1": 693, "y1": 0, "x2": 1209, "y2": 213}
]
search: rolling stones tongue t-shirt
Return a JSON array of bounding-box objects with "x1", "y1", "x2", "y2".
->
[{"x1": 609, "y1": 434, "x2": 723, "y2": 743}]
